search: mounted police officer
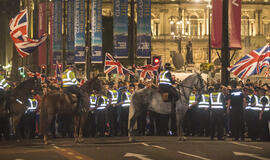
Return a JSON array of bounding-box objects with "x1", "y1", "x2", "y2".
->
[
  {"x1": 158, "y1": 63, "x2": 179, "y2": 112},
  {"x1": 61, "y1": 65, "x2": 82, "y2": 111}
]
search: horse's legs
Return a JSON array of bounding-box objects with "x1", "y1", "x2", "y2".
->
[
  {"x1": 78, "y1": 113, "x2": 87, "y2": 143},
  {"x1": 12, "y1": 114, "x2": 23, "y2": 141},
  {"x1": 73, "y1": 115, "x2": 80, "y2": 143},
  {"x1": 43, "y1": 113, "x2": 54, "y2": 144},
  {"x1": 128, "y1": 111, "x2": 141, "y2": 142},
  {"x1": 176, "y1": 110, "x2": 187, "y2": 141}
]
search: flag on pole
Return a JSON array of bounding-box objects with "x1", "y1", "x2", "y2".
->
[
  {"x1": 228, "y1": 43, "x2": 270, "y2": 79},
  {"x1": 136, "y1": 64, "x2": 160, "y2": 79},
  {"x1": 9, "y1": 9, "x2": 47, "y2": 57},
  {"x1": 104, "y1": 53, "x2": 134, "y2": 76}
]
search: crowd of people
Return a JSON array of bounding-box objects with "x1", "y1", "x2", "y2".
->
[{"x1": 0, "y1": 64, "x2": 269, "y2": 142}]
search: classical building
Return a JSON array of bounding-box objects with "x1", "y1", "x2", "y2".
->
[{"x1": 1, "y1": 0, "x2": 270, "y2": 79}]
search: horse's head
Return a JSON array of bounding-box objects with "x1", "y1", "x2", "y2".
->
[
  {"x1": 80, "y1": 74, "x2": 105, "y2": 94},
  {"x1": 193, "y1": 73, "x2": 205, "y2": 92}
]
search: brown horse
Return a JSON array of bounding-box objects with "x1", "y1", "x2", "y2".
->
[
  {"x1": 4, "y1": 78, "x2": 42, "y2": 138},
  {"x1": 40, "y1": 76, "x2": 104, "y2": 144}
]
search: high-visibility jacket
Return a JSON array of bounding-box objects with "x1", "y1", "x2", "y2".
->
[
  {"x1": 108, "y1": 89, "x2": 118, "y2": 104},
  {"x1": 245, "y1": 95, "x2": 253, "y2": 110},
  {"x1": 122, "y1": 91, "x2": 131, "y2": 107},
  {"x1": 27, "y1": 98, "x2": 38, "y2": 111},
  {"x1": 0, "y1": 75, "x2": 10, "y2": 90},
  {"x1": 97, "y1": 96, "x2": 108, "y2": 110},
  {"x1": 189, "y1": 93, "x2": 196, "y2": 107},
  {"x1": 62, "y1": 69, "x2": 78, "y2": 87},
  {"x1": 252, "y1": 95, "x2": 264, "y2": 111},
  {"x1": 198, "y1": 94, "x2": 210, "y2": 109},
  {"x1": 260, "y1": 96, "x2": 270, "y2": 111},
  {"x1": 210, "y1": 92, "x2": 223, "y2": 109},
  {"x1": 159, "y1": 71, "x2": 172, "y2": 85},
  {"x1": 89, "y1": 94, "x2": 97, "y2": 108}
]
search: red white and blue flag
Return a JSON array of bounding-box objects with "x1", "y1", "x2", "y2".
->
[
  {"x1": 9, "y1": 9, "x2": 47, "y2": 57},
  {"x1": 136, "y1": 64, "x2": 160, "y2": 79},
  {"x1": 228, "y1": 43, "x2": 270, "y2": 79},
  {"x1": 104, "y1": 53, "x2": 134, "y2": 76}
]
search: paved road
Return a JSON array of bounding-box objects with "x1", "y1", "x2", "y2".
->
[{"x1": 0, "y1": 137, "x2": 269, "y2": 160}]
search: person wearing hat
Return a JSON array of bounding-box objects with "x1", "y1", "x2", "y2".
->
[
  {"x1": 158, "y1": 63, "x2": 178, "y2": 112},
  {"x1": 106, "y1": 81, "x2": 119, "y2": 136},
  {"x1": 0, "y1": 66, "x2": 10, "y2": 112},
  {"x1": 61, "y1": 65, "x2": 82, "y2": 110},
  {"x1": 259, "y1": 88, "x2": 270, "y2": 141},
  {"x1": 226, "y1": 80, "x2": 246, "y2": 141}
]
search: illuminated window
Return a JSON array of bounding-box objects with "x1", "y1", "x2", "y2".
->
[
  {"x1": 190, "y1": 15, "x2": 198, "y2": 36},
  {"x1": 241, "y1": 16, "x2": 249, "y2": 36}
]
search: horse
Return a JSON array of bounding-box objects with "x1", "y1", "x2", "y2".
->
[
  {"x1": 129, "y1": 73, "x2": 205, "y2": 141},
  {"x1": 40, "y1": 76, "x2": 104, "y2": 144},
  {"x1": 2, "y1": 78, "x2": 42, "y2": 139}
]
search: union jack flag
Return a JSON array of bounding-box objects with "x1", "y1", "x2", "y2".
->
[
  {"x1": 104, "y1": 53, "x2": 134, "y2": 76},
  {"x1": 9, "y1": 9, "x2": 47, "y2": 57},
  {"x1": 136, "y1": 64, "x2": 160, "y2": 79},
  {"x1": 228, "y1": 43, "x2": 270, "y2": 79}
]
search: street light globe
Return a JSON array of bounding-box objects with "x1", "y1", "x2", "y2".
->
[
  {"x1": 171, "y1": 32, "x2": 175, "y2": 36},
  {"x1": 170, "y1": 20, "x2": 174, "y2": 24}
]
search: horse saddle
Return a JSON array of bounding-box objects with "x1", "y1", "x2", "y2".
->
[
  {"x1": 63, "y1": 91, "x2": 77, "y2": 104},
  {"x1": 158, "y1": 88, "x2": 172, "y2": 103}
]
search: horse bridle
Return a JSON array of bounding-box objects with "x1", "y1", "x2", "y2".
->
[{"x1": 177, "y1": 74, "x2": 205, "y2": 100}]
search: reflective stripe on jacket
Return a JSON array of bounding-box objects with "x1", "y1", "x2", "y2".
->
[
  {"x1": 122, "y1": 91, "x2": 131, "y2": 107},
  {"x1": 90, "y1": 94, "x2": 97, "y2": 108},
  {"x1": 210, "y1": 92, "x2": 223, "y2": 109},
  {"x1": 108, "y1": 90, "x2": 118, "y2": 104},
  {"x1": 159, "y1": 71, "x2": 172, "y2": 85},
  {"x1": 62, "y1": 69, "x2": 78, "y2": 87},
  {"x1": 198, "y1": 94, "x2": 210, "y2": 108}
]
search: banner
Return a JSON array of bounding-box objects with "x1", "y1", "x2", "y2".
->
[
  {"x1": 49, "y1": 2, "x2": 53, "y2": 68},
  {"x1": 91, "y1": 0, "x2": 103, "y2": 63},
  {"x1": 38, "y1": 2, "x2": 47, "y2": 66},
  {"x1": 52, "y1": 0, "x2": 62, "y2": 65},
  {"x1": 113, "y1": 0, "x2": 128, "y2": 58},
  {"x1": 67, "y1": 0, "x2": 75, "y2": 64},
  {"x1": 211, "y1": 0, "x2": 223, "y2": 49},
  {"x1": 137, "y1": 0, "x2": 151, "y2": 58},
  {"x1": 229, "y1": 0, "x2": 241, "y2": 49},
  {"x1": 74, "y1": 0, "x2": 85, "y2": 63}
]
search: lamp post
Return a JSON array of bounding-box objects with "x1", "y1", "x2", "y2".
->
[{"x1": 207, "y1": 2, "x2": 212, "y2": 64}]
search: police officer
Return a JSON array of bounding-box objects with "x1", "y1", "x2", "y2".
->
[
  {"x1": 85, "y1": 91, "x2": 97, "y2": 137},
  {"x1": 119, "y1": 87, "x2": 131, "y2": 136},
  {"x1": 259, "y1": 88, "x2": 270, "y2": 141},
  {"x1": 95, "y1": 92, "x2": 108, "y2": 137},
  {"x1": 227, "y1": 80, "x2": 246, "y2": 141},
  {"x1": 0, "y1": 66, "x2": 10, "y2": 111},
  {"x1": 185, "y1": 89, "x2": 201, "y2": 136},
  {"x1": 244, "y1": 87, "x2": 256, "y2": 140},
  {"x1": 61, "y1": 65, "x2": 82, "y2": 110},
  {"x1": 210, "y1": 85, "x2": 225, "y2": 140},
  {"x1": 197, "y1": 89, "x2": 210, "y2": 137},
  {"x1": 23, "y1": 90, "x2": 38, "y2": 138},
  {"x1": 106, "y1": 82, "x2": 118, "y2": 136},
  {"x1": 159, "y1": 63, "x2": 178, "y2": 112}
]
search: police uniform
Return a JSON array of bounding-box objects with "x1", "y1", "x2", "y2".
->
[
  {"x1": 62, "y1": 68, "x2": 82, "y2": 109},
  {"x1": 210, "y1": 91, "x2": 225, "y2": 140},
  {"x1": 184, "y1": 92, "x2": 201, "y2": 136},
  {"x1": 85, "y1": 93, "x2": 97, "y2": 137},
  {"x1": 107, "y1": 88, "x2": 118, "y2": 136},
  {"x1": 95, "y1": 95, "x2": 108, "y2": 136},
  {"x1": 197, "y1": 92, "x2": 210, "y2": 136},
  {"x1": 23, "y1": 97, "x2": 38, "y2": 138},
  {"x1": 228, "y1": 88, "x2": 245, "y2": 141},
  {"x1": 120, "y1": 90, "x2": 131, "y2": 136},
  {"x1": 260, "y1": 93, "x2": 270, "y2": 141}
]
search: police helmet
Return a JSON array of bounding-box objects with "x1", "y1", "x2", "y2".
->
[{"x1": 164, "y1": 63, "x2": 171, "y2": 70}]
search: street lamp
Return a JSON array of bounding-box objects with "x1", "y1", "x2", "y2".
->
[{"x1": 207, "y1": 1, "x2": 212, "y2": 63}]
